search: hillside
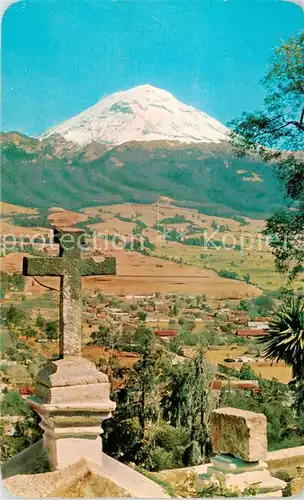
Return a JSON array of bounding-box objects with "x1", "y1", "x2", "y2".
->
[
  {"x1": 1, "y1": 133, "x2": 285, "y2": 218},
  {"x1": 1, "y1": 201, "x2": 302, "y2": 293},
  {"x1": 1, "y1": 85, "x2": 287, "y2": 218}
]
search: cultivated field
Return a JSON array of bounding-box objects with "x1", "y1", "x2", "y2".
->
[
  {"x1": 1, "y1": 201, "x2": 302, "y2": 297},
  {"x1": 206, "y1": 346, "x2": 292, "y2": 383}
]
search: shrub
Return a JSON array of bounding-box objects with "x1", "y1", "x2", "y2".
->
[
  {"x1": 147, "y1": 446, "x2": 175, "y2": 471},
  {"x1": 5, "y1": 305, "x2": 28, "y2": 326},
  {"x1": 1, "y1": 391, "x2": 32, "y2": 417},
  {"x1": 11, "y1": 212, "x2": 51, "y2": 228},
  {"x1": 45, "y1": 320, "x2": 59, "y2": 340},
  {"x1": 239, "y1": 363, "x2": 258, "y2": 380},
  {"x1": 160, "y1": 215, "x2": 191, "y2": 225},
  {"x1": 219, "y1": 269, "x2": 240, "y2": 280},
  {"x1": 35, "y1": 315, "x2": 45, "y2": 328}
]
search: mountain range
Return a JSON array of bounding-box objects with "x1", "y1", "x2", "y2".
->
[{"x1": 1, "y1": 85, "x2": 285, "y2": 218}]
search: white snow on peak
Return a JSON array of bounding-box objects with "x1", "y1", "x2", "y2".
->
[{"x1": 40, "y1": 84, "x2": 228, "y2": 147}]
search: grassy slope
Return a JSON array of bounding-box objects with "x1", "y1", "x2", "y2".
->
[{"x1": 1, "y1": 202, "x2": 302, "y2": 292}]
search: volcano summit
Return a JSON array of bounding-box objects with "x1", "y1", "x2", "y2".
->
[{"x1": 40, "y1": 84, "x2": 228, "y2": 147}]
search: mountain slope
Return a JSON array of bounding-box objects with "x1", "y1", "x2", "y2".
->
[
  {"x1": 1, "y1": 133, "x2": 286, "y2": 218},
  {"x1": 40, "y1": 85, "x2": 228, "y2": 147}
]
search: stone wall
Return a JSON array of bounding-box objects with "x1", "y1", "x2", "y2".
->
[{"x1": 266, "y1": 446, "x2": 304, "y2": 475}]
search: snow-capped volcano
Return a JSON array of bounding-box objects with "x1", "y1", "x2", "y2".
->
[{"x1": 40, "y1": 84, "x2": 228, "y2": 147}]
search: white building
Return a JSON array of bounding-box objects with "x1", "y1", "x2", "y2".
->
[{"x1": 248, "y1": 321, "x2": 269, "y2": 330}]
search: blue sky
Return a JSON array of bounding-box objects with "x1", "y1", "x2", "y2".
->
[{"x1": 2, "y1": 0, "x2": 303, "y2": 136}]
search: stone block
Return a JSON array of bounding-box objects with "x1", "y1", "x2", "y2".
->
[
  {"x1": 211, "y1": 454, "x2": 268, "y2": 474},
  {"x1": 211, "y1": 407, "x2": 267, "y2": 462},
  {"x1": 225, "y1": 470, "x2": 287, "y2": 494},
  {"x1": 36, "y1": 358, "x2": 108, "y2": 389},
  {"x1": 197, "y1": 468, "x2": 287, "y2": 497}
]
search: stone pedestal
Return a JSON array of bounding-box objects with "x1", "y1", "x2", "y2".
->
[
  {"x1": 203, "y1": 454, "x2": 287, "y2": 496},
  {"x1": 197, "y1": 408, "x2": 287, "y2": 497},
  {"x1": 28, "y1": 358, "x2": 116, "y2": 470}
]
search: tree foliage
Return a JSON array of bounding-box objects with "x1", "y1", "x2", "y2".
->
[
  {"x1": 229, "y1": 32, "x2": 304, "y2": 282},
  {"x1": 5, "y1": 305, "x2": 28, "y2": 327},
  {"x1": 102, "y1": 337, "x2": 214, "y2": 470},
  {"x1": 220, "y1": 377, "x2": 303, "y2": 450},
  {"x1": 0, "y1": 410, "x2": 43, "y2": 462},
  {"x1": 0, "y1": 272, "x2": 25, "y2": 298},
  {"x1": 258, "y1": 297, "x2": 304, "y2": 381},
  {"x1": 44, "y1": 320, "x2": 59, "y2": 340},
  {"x1": 1, "y1": 391, "x2": 32, "y2": 417}
]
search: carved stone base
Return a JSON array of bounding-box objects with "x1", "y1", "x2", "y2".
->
[
  {"x1": 197, "y1": 454, "x2": 287, "y2": 497},
  {"x1": 28, "y1": 358, "x2": 116, "y2": 470}
]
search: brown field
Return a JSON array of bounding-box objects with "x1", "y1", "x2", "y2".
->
[
  {"x1": 2, "y1": 201, "x2": 302, "y2": 295},
  {"x1": 0, "y1": 252, "x2": 34, "y2": 273},
  {"x1": 82, "y1": 345, "x2": 140, "y2": 367},
  {"x1": 206, "y1": 346, "x2": 292, "y2": 384},
  {"x1": 229, "y1": 362, "x2": 292, "y2": 384},
  {"x1": 0, "y1": 202, "x2": 38, "y2": 215},
  {"x1": 0, "y1": 221, "x2": 48, "y2": 238},
  {"x1": 83, "y1": 202, "x2": 259, "y2": 233},
  {"x1": 89, "y1": 217, "x2": 136, "y2": 236},
  {"x1": 48, "y1": 209, "x2": 88, "y2": 226},
  {"x1": 1, "y1": 236, "x2": 260, "y2": 298},
  {"x1": 80, "y1": 202, "x2": 303, "y2": 290},
  {"x1": 182, "y1": 345, "x2": 292, "y2": 384}
]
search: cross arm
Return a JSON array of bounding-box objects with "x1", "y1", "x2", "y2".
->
[
  {"x1": 79, "y1": 257, "x2": 116, "y2": 276},
  {"x1": 23, "y1": 257, "x2": 65, "y2": 277}
]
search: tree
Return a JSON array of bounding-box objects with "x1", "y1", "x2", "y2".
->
[
  {"x1": 5, "y1": 305, "x2": 28, "y2": 327},
  {"x1": 219, "y1": 269, "x2": 240, "y2": 281},
  {"x1": 1, "y1": 391, "x2": 32, "y2": 417},
  {"x1": 229, "y1": 33, "x2": 304, "y2": 282},
  {"x1": 44, "y1": 320, "x2": 59, "y2": 340},
  {"x1": 239, "y1": 299, "x2": 249, "y2": 311},
  {"x1": 102, "y1": 332, "x2": 170, "y2": 465},
  {"x1": 243, "y1": 273, "x2": 251, "y2": 284},
  {"x1": 253, "y1": 294, "x2": 275, "y2": 314},
  {"x1": 11, "y1": 273, "x2": 25, "y2": 291},
  {"x1": 239, "y1": 363, "x2": 258, "y2": 380},
  {"x1": 170, "y1": 303, "x2": 179, "y2": 317},
  {"x1": 102, "y1": 332, "x2": 217, "y2": 471},
  {"x1": 35, "y1": 315, "x2": 45, "y2": 328},
  {"x1": 90, "y1": 324, "x2": 123, "y2": 350},
  {"x1": 137, "y1": 310, "x2": 147, "y2": 322},
  {"x1": 25, "y1": 327, "x2": 38, "y2": 339},
  {"x1": 258, "y1": 297, "x2": 304, "y2": 382},
  {"x1": 0, "y1": 409, "x2": 43, "y2": 461},
  {"x1": 291, "y1": 380, "x2": 304, "y2": 431},
  {"x1": 163, "y1": 348, "x2": 214, "y2": 464}
]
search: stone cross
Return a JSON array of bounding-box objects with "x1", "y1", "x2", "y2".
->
[{"x1": 23, "y1": 228, "x2": 116, "y2": 358}]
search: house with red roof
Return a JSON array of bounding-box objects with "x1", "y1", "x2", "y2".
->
[
  {"x1": 154, "y1": 329, "x2": 177, "y2": 340},
  {"x1": 235, "y1": 329, "x2": 267, "y2": 338},
  {"x1": 19, "y1": 386, "x2": 34, "y2": 398},
  {"x1": 210, "y1": 379, "x2": 259, "y2": 394}
]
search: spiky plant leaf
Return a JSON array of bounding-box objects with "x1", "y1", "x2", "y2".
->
[{"x1": 258, "y1": 297, "x2": 304, "y2": 381}]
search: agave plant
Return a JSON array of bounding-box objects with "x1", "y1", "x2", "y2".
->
[{"x1": 258, "y1": 297, "x2": 304, "y2": 381}]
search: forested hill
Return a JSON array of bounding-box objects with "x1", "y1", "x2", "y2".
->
[{"x1": 1, "y1": 132, "x2": 286, "y2": 218}]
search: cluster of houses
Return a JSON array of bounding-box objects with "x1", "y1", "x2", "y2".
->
[{"x1": 81, "y1": 293, "x2": 271, "y2": 341}]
